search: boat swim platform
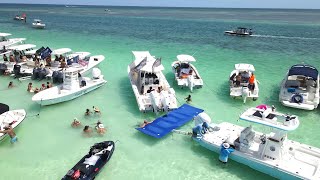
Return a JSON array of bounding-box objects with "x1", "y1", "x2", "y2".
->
[{"x1": 136, "y1": 104, "x2": 203, "y2": 138}]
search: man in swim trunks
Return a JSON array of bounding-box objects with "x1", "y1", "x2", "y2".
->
[{"x1": 0, "y1": 125, "x2": 17, "y2": 143}]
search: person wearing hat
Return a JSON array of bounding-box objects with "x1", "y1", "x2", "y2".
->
[{"x1": 219, "y1": 142, "x2": 234, "y2": 163}]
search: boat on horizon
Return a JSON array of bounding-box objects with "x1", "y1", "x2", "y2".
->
[
  {"x1": 171, "y1": 54, "x2": 203, "y2": 92},
  {"x1": 32, "y1": 19, "x2": 46, "y2": 29},
  {"x1": 279, "y1": 64, "x2": 319, "y2": 110},
  {"x1": 225, "y1": 27, "x2": 253, "y2": 36},
  {"x1": 229, "y1": 63, "x2": 259, "y2": 103},
  {"x1": 0, "y1": 103, "x2": 26, "y2": 141},
  {"x1": 192, "y1": 107, "x2": 320, "y2": 180},
  {"x1": 61, "y1": 141, "x2": 115, "y2": 180},
  {"x1": 128, "y1": 51, "x2": 178, "y2": 113},
  {"x1": 32, "y1": 67, "x2": 106, "y2": 106}
]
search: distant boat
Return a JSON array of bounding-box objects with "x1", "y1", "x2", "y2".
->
[
  {"x1": 32, "y1": 19, "x2": 45, "y2": 29},
  {"x1": 225, "y1": 27, "x2": 253, "y2": 36}
]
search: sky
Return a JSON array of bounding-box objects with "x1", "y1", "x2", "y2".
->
[{"x1": 1, "y1": 0, "x2": 320, "y2": 9}]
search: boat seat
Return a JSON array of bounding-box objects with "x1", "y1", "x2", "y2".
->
[
  {"x1": 285, "y1": 80, "x2": 300, "y2": 88},
  {"x1": 240, "y1": 126, "x2": 255, "y2": 146}
]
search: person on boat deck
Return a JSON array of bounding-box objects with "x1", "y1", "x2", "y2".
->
[
  {"x1": 9, "y1": 54, "x2": 15, "y2": 62},
  {"x1": 83, "y1": 125, "x2": 92, "y2": 134},
  {"x1": 71, "y1": 118, "x2": 81, "y2": 127},
  {"x1": 27, "y1": 82, "x2": 33, "y2": 92},
  {"x1": 219, "y1": 143, "x2": 234, "y2": 164},
  {"x1": 40, "y1": 84, "x2": 46, "y2": 91},
  {"x1": 229, "y1": 73, "x2": 236, "y2": 85},
  {"x1": 93, "y1": 106, "x2": 101, "y2": 114},
  {"x1": 95, "y1": 121, "x2": 106, "y2": 134},
  {"x1": 54, "y1": 55, "x2": 59, "y2": 61},
  {"x1": 3, "y1": 54, "x2": 8, "y2": 61},
  {"x1": 242, "y1": 71, "x2": 250, "y2": 82},
  {"x1": 185, "y1": 94, "x2": 192, "y2": 103},
  {"x1": 59, "y1": 55, "x2": 65, "y2": 62},
  {"x1": 85, "y1": 109, "x2": 92, "y2": 116},
  {"x1": 8, "y1": 81, "x2": 14, "y2": 88},
  {"x1": 271, "y1": 105, "x2": 276, "y2": 112},
  {"x1": 147, "y1": 87, "x2": 154, "y2": 93},
  {"x1": 140, "y1": 120, "x2": 152, "y2": 128},
  {"x1": 60, "y1": 59, "x2": 67, "y2": 68},
  {"x1": 248, "y1": 73, "x2": 255, "y2": 91},
  {"x1": 0, "y1": 125, "x2": 18, "y2": 144},
  {"x1": 235, "y1": 73, "x2": 242, "y2": 86},
  {"x1": 45, "y1": 56, "x2": 51, "y2": 66},
  {"x1": 157, "y1": 86, "x2": 163, "y2": 93}
]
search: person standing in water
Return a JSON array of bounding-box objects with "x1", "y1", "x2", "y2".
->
[
  {"x1": 185, "y1": 94, "x2": 192, "y2": 103},
  {"x1": 219, "y1": 143, "x2": 234, "y2": 164},
  {"x1": 0, "y1": 125, "x2": 18, "y2": 143}
]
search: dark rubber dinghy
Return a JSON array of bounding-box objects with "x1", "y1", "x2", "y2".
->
[{"x1": 61, "y1": 141, "x2": 115, "y2": 180}]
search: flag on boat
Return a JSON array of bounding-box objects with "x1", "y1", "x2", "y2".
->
[
  {"x1": 21, "y1": 13, "x2": 26, "y2": 18},
  {"x1": 41, "y1": 47, "x2": 52, "y2": 59},
  {"x1": 152, "y1": 57, "x2": 161, "y2": 72},
  {"x1": 78, "y1": 58, "x2": 89, "y2": 66},
  {"x1": 133, "y1": 57, "x2": 147, "y2": 71},
  {"x1": 67, "y1": 55, "x2": 79, "y2": 65}
]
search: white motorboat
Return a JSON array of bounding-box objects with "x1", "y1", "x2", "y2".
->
[
  {"x1": 225, "y1": 27, "x2": 253, "y2": 36},
  {"x1": 0, "y1": 33, "x2": 26, "y2": 56},
  {"x1": 32, "y1": 67, "x2": 106, "y2": 105},
  {"x1": 229, "y1": 63, "x2": 259, "y2": 103},
  {"x1": 193, "y1": 108, "x2": 320, "y2": 180},
  {"x1": 32, "y1": 19, "x2": 46, "y2": 29},
  {"x1": 279, "y1": 64, "x2": 319, "y2": 110},
  {"x1": 0, "y1": 103, "x2": 26, "y2": 141},
  {"x1": 171, "y1": 54, "x2": 203, "y2": 92},
  {"x1": 128, "y1": 51, "x2": 178, "y2": 113}
]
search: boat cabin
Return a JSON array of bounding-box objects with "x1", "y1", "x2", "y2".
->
[
  {"x1": 175, "y1": 54, "x2": 197, "y2": 78},
  {"x1": 33, "y1": 19, "x2": 42, "y2": 24},
  {"x1": 235, "y1": 27, "x2": 252, "y2": 35},
  {"x1": 285, "y1": 64, "x2": 318, "y2": 92}
]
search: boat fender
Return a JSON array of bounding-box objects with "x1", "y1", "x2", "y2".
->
[{"x1": 291, "y1": 94, "x2": 303, "y2": 103}]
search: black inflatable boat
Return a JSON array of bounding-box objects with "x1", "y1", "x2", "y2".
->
[{"x1": 61, "y1": 141, "x2": 115, "y2": 180}]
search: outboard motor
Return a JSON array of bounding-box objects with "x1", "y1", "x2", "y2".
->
[
  {"x1": 0, "y1": 63, "x2": 7, "y2": 75},
  {"x1": 52, "y1": 71, "x2": 59, "y2": 83},
  {"x1": 32, "y1": 68, "x2": 40, "y2": 80},
  {"x1": 38, "y1": 68, "x2": 48, "y2": 80},
  {"x1": 242, "y1": 86, "x2": 250, "y2": 103},
  {"x1": 92, "y1": 68, "x2": 102, "y2": 79},
  {"x1": 13, "y1": 64, "x2": 21, "y2": 78},
  {"x1": 57, "y1": 71, "x2": 64, "y2": 83}
]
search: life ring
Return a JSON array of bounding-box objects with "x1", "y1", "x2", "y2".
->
[{"x1": 291, "y1": 94, "x2": 303, "y2": 103}]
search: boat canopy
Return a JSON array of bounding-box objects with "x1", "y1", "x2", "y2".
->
[
  {"x1": 288, "y1": 64, "x2": 318, "y2": 80},
  {"x1": 8, "y1": 44, "x2": 36, "y2": 51},
  {"x1": 0, "y1": 33, "x2": 11, "y2": 37},
  {"x1": 0, "y1": 103, "x2": 9, "y2": 115},
  {"x1": 136, "y1": 104, "x2": 204, "y2": 138},
  {"x1": 177, "y1": 54, "x2": 196, "y2": 62},
  {"x1": 69, "y1": 52, "x2": 91, "y2": 59},
  {"x1": 132, "y1": 51, "x2": 164, "y2": 73},
  {"x1": 52, "y1": 48, "x2": 72, "y2": 55},
  {"x1": 34, "y1": 19, "x2": 41, "y2": 22},
  {"x1": 235, "y1": 63, "x2": 255, "y2": 72}
]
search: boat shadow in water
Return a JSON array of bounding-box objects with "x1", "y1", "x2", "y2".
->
[{"x1": 190, "y1": 143, "x2": 275, "y2": 180}]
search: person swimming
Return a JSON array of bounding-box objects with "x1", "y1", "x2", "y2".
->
[
  {"x1": 85, "y1": 109, "x2": 92, "y2": 116},
  {"x1": 93, "y1": 106, "x2": 101, "y2": 114},
  {"x1": 140, "y1": 120, "x2": 152, "y2": 128},
  {"x1": 95, "y1": 121, "x2": 106, "y2": 134},
  {"x1": 0, "y1": 125, "x2": 18, "y2": 143},
  {"x1": 83, "y1": 125, "x2": 92, "y2": 134},
  {"x1": 8, "y1": 81, "x2": 14, "y2": 88},
  {"x1": 185, "y1": 94, "x2": 192, "y2": 103},
  {"x1": 71, "y1": 118, "x2": 81, "y2": 127}
]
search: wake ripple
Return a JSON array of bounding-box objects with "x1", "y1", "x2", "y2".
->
[{"x1": 251, "y1": 34, "x2": 319, "y2": 40}]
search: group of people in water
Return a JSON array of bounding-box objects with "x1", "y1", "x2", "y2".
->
[
  {"x1": 71, "y1": 106, "x2": 106, "y2": 136},
  {"x1": 27, "y1": 81, "x2": 52, "y2": 93}
]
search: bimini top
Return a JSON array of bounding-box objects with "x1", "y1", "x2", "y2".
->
[
  {"x1": 52, "y1": 48, "x2": 72, "y2": 55},
  {"x1": 136, "y1": 104, "x2": 204, "y2": 138},
  {"x1": 0, "y1": 33, "x2": 11, "y2": 37},
  {"x1": 177, "y1": 54, "x2": 196, "y2": 62},
  {"x1": 8, "y1": 44, "x2": 36, "y2": 51},
  {"x1": 288, "y1": 64, "x2": 318, "y2": 80},
  {"x1": 131, "y1": 51, "x2": 164, "y2": 73},
  {"x1": 0, "y1": 103, "x2": 9, "y2": 115},
  {"x1": 69, "y1": 52, "x2": 91, "y2": 59},
  {"x1": 235, "y1": 63, "x2": 255, "y2": 72}
]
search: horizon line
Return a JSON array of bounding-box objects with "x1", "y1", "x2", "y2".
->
[{"x1": 0, "y1": 2, "x2": 319, "y2": 10}]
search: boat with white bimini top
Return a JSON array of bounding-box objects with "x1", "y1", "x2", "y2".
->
[
  {"x1": 229, "y1": 63, "x2": 259, "y2": 103},
  {"x1": 32, "y1": 67, "x2": 106, "y2": 106},
  {"x1": 171, "y1": 54, "x2": 203, "y2": 92},
  {"x1": 279, "y1": 64, "x2": 319, "y2": 110},
  {"x1": 192, "y1": 108, "x2": 320, "y2": 180},
  {"x1": 0, "y1": 33, "x2": 25, "y2": 54},
  {"x1": 0, "y1": 103, "x2": 26, "y2": 141},
  {"x1": 128, "y1": 51, "x2": 177, "y2": 113},
  {"x1": 32, "y1": 19, "x2": 46, "y2": 29},
  {"x1": 224, "y1": 27, "x2": 253, "y2": 36}
]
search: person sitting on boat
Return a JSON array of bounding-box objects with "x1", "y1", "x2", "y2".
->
[
  {"x1": 93, "y1": 106, "x2": 101, "y2": 114},
  {"x1": 9, "y1": 54, "x2": 15, "y2": 62},
  {"x1": 235, "y1": 73, "x2": 242, "y2": 86},
  {"x1": 271, "y1": 105, "x2": 276, "y2": 112},
  {"x1": 60, "y1": 59, "x2": 67, "y2": 68},
  {"x1": 192, "y1": 124, "x2": 203, "y2": 137},
  {"x1": 85, "y1": 109, "x2": 92, "y2": 116},
  {"x1": 45, "y1": 56, "x2": 51, "y2": 66},
  {"x1": 95, "y1": 121, "x2": 106, "y2": 134},
  {"x1": 157, "y1": 86, "x2": 163, "y2": 93},
  {"x1": 140, "y1": 120, "x2": 152, "y2": 128},
  {"x1": 242, "y1": 71, "x2": 250, "y2": 82},
  {"x1": 201, "y1": 122, "x2": 210, "y2": 134},
  {"x1": 0, "y1": 125, "x2": 18, "y2": 144},
  {"x1": 59, "y1": 55, "x2": 65, "y2": 62},
  {"x1": 8, "y1": 81, "x2": 14, "y2": 88},
  {"x1": 71, "y1": 118, "x2": 81, "y2": 127},
  {"x1": 3, "y1": 54, "x2": 8, "y2": 62},
  {"x1": 229, "y1": 73, "x2": 236, "y2": 85},
  {"x1": 248, "y1": 73, "x2": 255, "y2": 91},
  {"x1": 54, "y1": 55, "x2": 59, "y2": 61},
  {"x1": 219, "y1": 143, "x2": 234, "y2": 164}
]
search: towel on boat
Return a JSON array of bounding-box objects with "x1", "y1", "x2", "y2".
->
[{"x1": 83, "y1": 155, "x2": 100, "y2": 166}]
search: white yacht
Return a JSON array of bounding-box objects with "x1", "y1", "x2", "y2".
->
[
  {"x1": 32, "y1": 68, "x2": 106, "y2": 105},
  {"x1": 0, "y1": 103, "x2": 26, "y2": 141},
  {"x1": 225, "y1": 27, "x2": 253, "y2": 36},
  {"x1": 193, "y1": 107, "x2": 320, "y2": 180},
  {"x1": 229, "y1": 64, "x2": 259, "y2": 103},
  {"x1": 171, "y1": 54, "x2": 203, "y2": 92},
  {"x1": 32, "y1": 19, "x2": 46, "y2": 29},
  {"x1": 128, "y1": 51, "x2": 178, "y2": 113},
  {"x1": 279, "y1": 64, "x2": 319, "y2": 110},
  {"x1": 0, "y1": 33, "x2": 26, "y2": 56}
]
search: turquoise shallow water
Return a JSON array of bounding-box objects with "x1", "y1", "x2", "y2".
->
[{"x1": 1, "y1": 4, "x2": 320, "y2": 180}]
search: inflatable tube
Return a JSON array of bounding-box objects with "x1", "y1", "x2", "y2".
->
[{"x1": 292, "y1": 94, "x2": 303, "y2": 103}]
